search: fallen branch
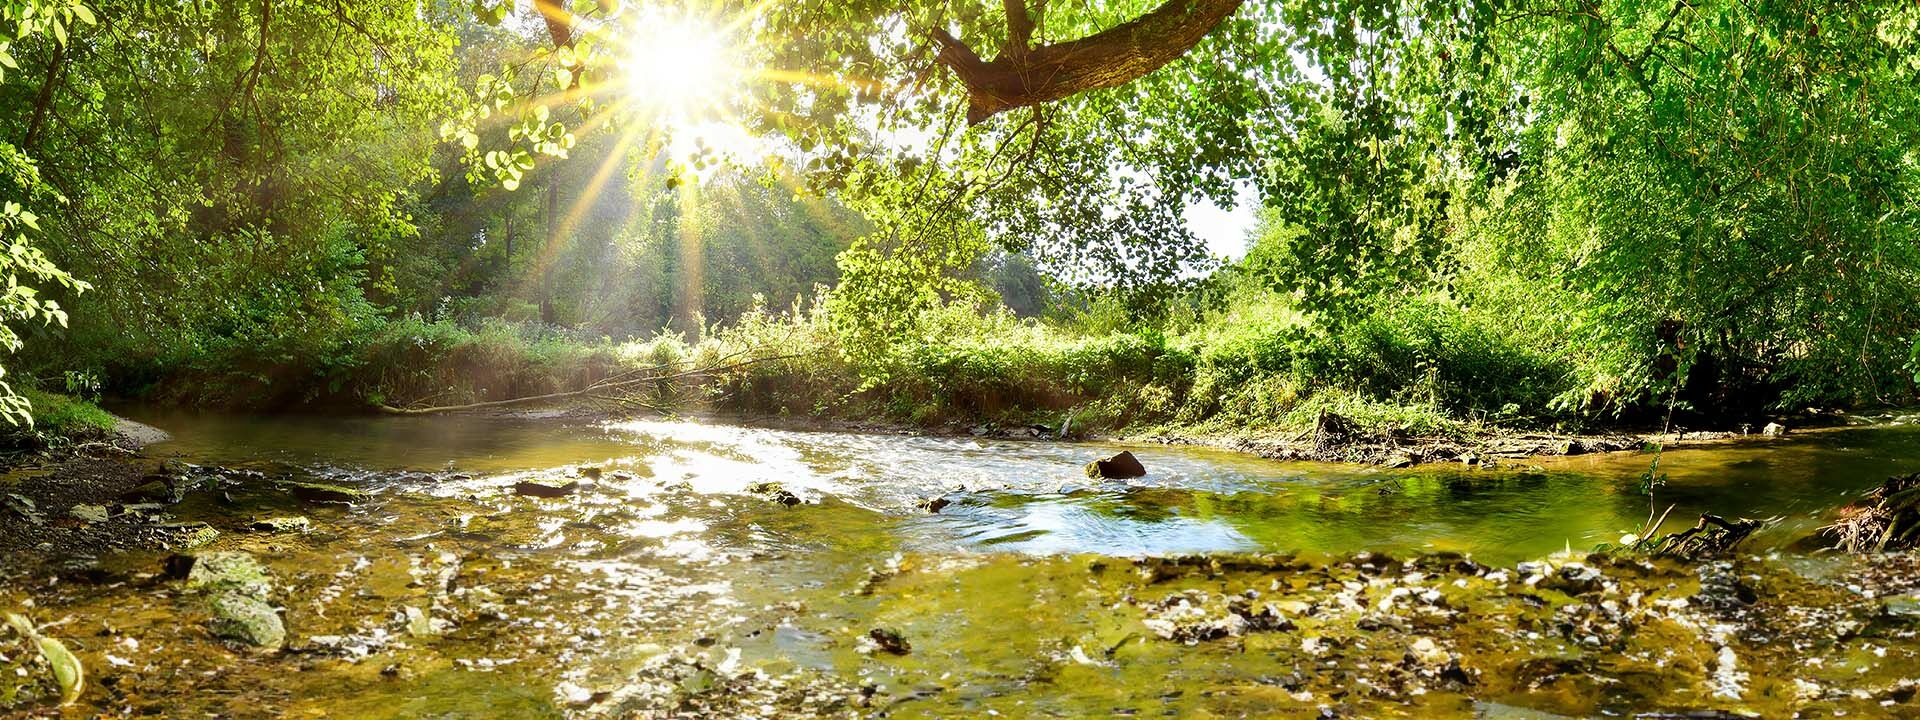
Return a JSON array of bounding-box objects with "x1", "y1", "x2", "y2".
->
[
  {"x1": 1649, "y1": 513, "x2": 1762, "y2": 559},
  {"x1": 376, "y1": 352, "x2": 803, "y2": 416}
]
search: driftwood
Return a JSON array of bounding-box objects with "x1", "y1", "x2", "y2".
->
[
  {"x1": 1821, "y1": 472, "x2": 1920, "y2": 554},
  {"x1": 1648, "y1": 513, "x2": 1762, "y2": 559},
  {"x1": 376, "y1": 351, "x2": 801, "y2": 416}
]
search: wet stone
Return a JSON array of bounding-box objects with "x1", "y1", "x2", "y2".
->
[
  {"x1": 249, "y1": 516, "x2": 311, "y2": 533},
  {"x1": 183, "y1": 551, "x2": 274, "y2": 599},
  {"x1": 750, "y1": 482, "x2": 803, "y2": 507},
  {"x1": 864, "y1": 627, "x2": 911, "y2": 655},
  {"x1": 207, "y1": 593, "x2": 285, "y2": 649},
  {"x1": 1085, "y1": 451, "x2": 1147, "y2": 480},
  {"x1": 1539, "y1": 563, "x2": 1605, "y2": 596},
  {"x1": 153, "y1": 521, "x2": 221, "y2": 550},
  {"x1": 512, "y1": 480, "x2": 580, "y2": 498},
  {"x1": 277, "y1": 481, "x2": 371, "y2": 504}
]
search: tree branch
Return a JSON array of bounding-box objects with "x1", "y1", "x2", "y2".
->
[
  {"x1": 933, "y1": 0, "x2": 1243, "y2": 124},
  {"x1": 533, "y1": 0, "x2": 573, "y2": 48}
]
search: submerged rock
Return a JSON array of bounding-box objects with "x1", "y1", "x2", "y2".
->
[
  {"x1": 152, "y1": 521, "x2": 221, "y2": 550},
  {"x1": 249, "y1": 516, "x2": 311, "y2": 533},
  {"x1": 1085, "y1": 451, "x2": 1147, "y2": 480},
  {"x1": 864, "y1": 627, "x2": 911, "y2": 655},
  {"x1": 183, "y1": 551, "x2": 274, "y2": 599},
  {"x1": 277, "y1": 481, "x2": 371, "y2": 504},
  {"x1": 750, "y1": 482, "x2": 803, "y2": 507},
  {"x1": 512, "y1": 480, "x2": 580, "y2": 498},
  {"x1": 179, "y1": 551, "x2": 285, "y2": 649},
  {"x1": 207, "y1": 593, "x2": 285, "y2": 649},
  {"x1": 917, "y1": 496, "x2": 951, "y2": 513}
]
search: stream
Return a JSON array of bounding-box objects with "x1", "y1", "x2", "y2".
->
[{"x1": 5, "y1": 411, "x2": 1920, "y2": 718}]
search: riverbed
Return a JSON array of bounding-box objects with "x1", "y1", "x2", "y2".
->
[{"x1": 3, "y1": 411, "x2": 1919, "y2": 717}]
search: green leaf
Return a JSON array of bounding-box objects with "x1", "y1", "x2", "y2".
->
[{"x1": 5, "y1": 612, "x2": 84, "y2": 706}]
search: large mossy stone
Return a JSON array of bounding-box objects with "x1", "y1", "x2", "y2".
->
[
  {"x1": 207, "y1": 593, "x2": 285, "y2": 649},
  {"x1": 183, "y1": 551, "x2": 273, "y2": 600}
]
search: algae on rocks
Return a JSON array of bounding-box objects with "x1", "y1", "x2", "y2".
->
[{"x1": 179, "y1": 551, "x2": 285, "y2": 649}]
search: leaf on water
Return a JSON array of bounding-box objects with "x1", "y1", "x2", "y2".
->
[{"x1": 5, "y1": 612, "x2": 85, "y2": 706}]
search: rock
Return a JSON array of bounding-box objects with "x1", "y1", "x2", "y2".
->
[
  {"x1": 1884, "y1": 595, "x2": 1920, "y2": 618},
  {"x1": 1383, "y1": 455, "x2": 1414, "y2": 469},
  {"x1": 68, "y1": 504, "x2": 110, "y2": 523},
  {"x1": 154, "y1": 522, "x2": 221, "y2": 550},
  {"x1": 1084, "y1": 451, "x2": 1147, "y2": 480},
  {"x1": 3, "y1": 492, "x2": 41, "y2": 522},
  {"x1": 749, "y1": 482, "x2": 803, "y2": 507},
  {"x1": 1539, "y1": 563, "x2": 1604, "y2": 596},
  {"x1": 918, "y1": 496, "x2": 951, "y2": 513},
  {"x1": 207, "y1": 594, "x2": 285, "y2": 649},
  {"x1": 865, "y1": 627, "x2": 911, "y2": 655},
  {"x1": 277, "y1": 481, "x2": 371, "y2": 504},
  {"x1": 249, "y1": 516, "x2": 311, "y2": 533},
  {"x1": 183, "y1": 551, "x2": 274, "y2": 599},
  {"x1": 1761, "y1": 422, "x2": 1786, "y2": 437},
  {"x1": 580, "y1": 466, "x2": 604, "y2": 479},
  {"x1": 1408, "y1": 636, "x2": 1452, "y2": 666},
  {"x1": 119, "y1": 479, "x2": 180, "y2": 504},
  {"x1": 512, "y1": 480, "x2": 580, "y2": 498}
]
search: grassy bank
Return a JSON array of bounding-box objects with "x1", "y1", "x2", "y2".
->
[
  {"x1": 44, "y1": 281, "x2": 1826, "y2": 447},
  {"x1": 120, "y1": 287, "x2": 1581, "y2": 444},
  {"x1": 6, "y1": 388, "x2": 117, "y2": 448},
  {"x1": 715, "y1": 291, "x2": 1576, "y2": 440}
]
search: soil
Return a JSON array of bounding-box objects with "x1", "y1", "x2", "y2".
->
[{"x1": 0, "y1": 420, "x2": 187, "y2": 562}]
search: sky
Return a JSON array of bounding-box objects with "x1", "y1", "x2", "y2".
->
[{"x1": 1182, "y1": 183, "x2": 1260, "y2": 261}]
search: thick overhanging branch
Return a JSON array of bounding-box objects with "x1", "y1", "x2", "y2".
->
[{"x1": 932, "y1": 0, "x2": 1244, "y2": 124}]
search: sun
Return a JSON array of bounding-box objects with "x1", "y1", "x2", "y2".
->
[{"x1": 619, "y1": 14, "x2": 740, "y2": 122}]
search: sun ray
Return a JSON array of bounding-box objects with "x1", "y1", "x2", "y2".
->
[{"x1": 514, "y1": 119, "x2": 659, "y2": 300}]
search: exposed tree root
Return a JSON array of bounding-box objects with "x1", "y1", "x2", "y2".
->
[{"x1": 1821, "y1": 472, "x2": 1920, "y2": 553}]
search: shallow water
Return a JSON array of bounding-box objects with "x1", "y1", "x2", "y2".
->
[
  {"x1": 5, "y1": 411, "x2": 1919, "y2": 718},
  {"x1": 118, "y1": 409, "x2": 1919, "y2": 562}
]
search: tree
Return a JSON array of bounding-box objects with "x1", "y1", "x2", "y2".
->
[{"x1": 0, "y1": 0, "x2": 94, "y2": 424}]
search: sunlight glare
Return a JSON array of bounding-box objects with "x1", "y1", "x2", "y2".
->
[{"x1": 620, "y1": 16, "x2": 738, "y2": 121}]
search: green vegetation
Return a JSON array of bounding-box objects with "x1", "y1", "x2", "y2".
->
[
  {"x1": 0, "y1": 0, "x2": 1913, "y2": 442},
  {"x1": 9, "y1": 387, "x2": 112, "y2": 445}
]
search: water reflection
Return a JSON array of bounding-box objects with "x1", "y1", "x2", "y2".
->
[{"x1": 118, "y1": 410, "x2": 1920, "y2": 564}]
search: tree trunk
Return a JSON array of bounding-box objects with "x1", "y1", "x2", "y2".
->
[
  {"x1": 933, "y1": 0, "x2": 1244, "y2": 124},
  {"x1": 22, "y1": 43, "x2": 65, "y2": 150}
]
